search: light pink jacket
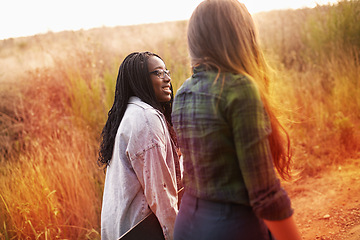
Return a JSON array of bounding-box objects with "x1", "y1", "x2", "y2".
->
[{"x1": 101, "y1": 97, "x2": 179, "y2": 240}]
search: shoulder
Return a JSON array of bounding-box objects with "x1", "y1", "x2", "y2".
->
[
  {"x1": 122, "y1": 98, "x2": 169, "y2": 156},
  {"x1": 128, "y1": 96, "x2": 155, "y2": 111},
  {"x1": 222, "y1": 73, "x2": 262, "y2": 104},
  {"x1": 174, "y1": 77, "x2": 192, "y2": 96},
  {"x1": 128, "y1": 96, "x2": 161, "y2": 116},
  {"x1": 126, "y1": 97, "x2": 166, "y2": 134},
  {"x1": 222, "y1": 72, "x2": 258, "y2": 91}
]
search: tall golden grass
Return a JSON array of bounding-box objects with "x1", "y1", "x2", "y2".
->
[
  {"x1": 0, "y1": 21, "x2": 190, "y2": 239},
  {"x1": 0, "y1": 1, "x2": 359, "y2": 239},
  {"x1": 255, "y1": 0, "x2": 360, "y2": 174}
]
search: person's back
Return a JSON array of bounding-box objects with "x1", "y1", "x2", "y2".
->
[
  {"x1": 172, "y1": 67, "x2": 291, "y2": 240},
  {"x1": 172, "y1": 1, "x2": 302, "y2": 239},
  {"x1": 173, "y1": 68, "x2": 282, "y2": 206},
  {"x1": 101, "y1": 97, "x2": 178, "y2": 239}
]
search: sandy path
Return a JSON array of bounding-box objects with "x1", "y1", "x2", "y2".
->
[{"x1": 283, "y1": 159, "x2": 360, "y2": 239}]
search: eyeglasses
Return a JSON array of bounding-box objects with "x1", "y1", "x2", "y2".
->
[{"x1": 149, "y1": 69, "x2": 171, "y2": 79}]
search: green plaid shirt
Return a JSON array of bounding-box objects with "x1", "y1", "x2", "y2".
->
[{"x1": 172, "y1": 66, "x2": 293, "y2": 220}]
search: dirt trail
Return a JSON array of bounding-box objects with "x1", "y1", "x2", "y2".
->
[{"x1": 283, "y1": 159, "x2": 360, "y2": 240}]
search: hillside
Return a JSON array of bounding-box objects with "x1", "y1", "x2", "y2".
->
[{"x1": 0, "y1": 1, "x2": 359, "y2": 239}]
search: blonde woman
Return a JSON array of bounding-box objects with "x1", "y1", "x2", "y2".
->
[{"x1": 171, "y1": 0, "x2": 302, "y2": 239}]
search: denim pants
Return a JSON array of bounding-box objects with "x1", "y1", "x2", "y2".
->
[{"x1": 174, "y1": 192, "x2": 275, "y2": 240}]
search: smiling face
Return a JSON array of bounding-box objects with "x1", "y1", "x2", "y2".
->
[{"x1": 148, "y1": 56, "x2": 172, "y2": 103}]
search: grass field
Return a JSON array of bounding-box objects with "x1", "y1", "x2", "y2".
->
[{"x1": 0, "y1": 1, "x2": 359, "y2": 239}]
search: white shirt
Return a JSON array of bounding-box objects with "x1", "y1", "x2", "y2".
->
[{"x1": 101, "y1": 96, "x2": 179, "y2": 240}]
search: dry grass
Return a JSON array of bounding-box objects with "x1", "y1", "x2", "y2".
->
[
  {"x1": 255, "y1": 1, "x2": 360, "y2": 175},
  {"x1": 0, "y1": 54, "x2": 105, "y2": 239},
  {"x1": 0, "y1": 21, "x2": 190, "y2": 239},
  {"x1": 0, "y1": 1, "x2": 359, "y2": 238}
]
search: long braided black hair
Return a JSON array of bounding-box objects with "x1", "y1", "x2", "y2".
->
[{"x1": 98, "y1": 52, "x2": 178, "y2": 169}]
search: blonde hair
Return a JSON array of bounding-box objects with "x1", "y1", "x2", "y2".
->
[{"x1": 188, "y1": 0, "x2": 292, "y2": 180}]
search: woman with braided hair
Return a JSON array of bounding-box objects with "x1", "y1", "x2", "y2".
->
[{"x1": 99, "y1": 52, "x2": 181, "y2": 240}]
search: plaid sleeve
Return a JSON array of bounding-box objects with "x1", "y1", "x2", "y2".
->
[{"x1": 224, "y1": 77, "x2": 293, "y2": 220}]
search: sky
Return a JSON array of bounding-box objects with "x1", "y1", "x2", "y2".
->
[{"x1": 0, "y1": 0, "x2": 339, "y2": 40}]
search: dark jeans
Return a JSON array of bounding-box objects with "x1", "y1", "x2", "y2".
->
[{"x1": 174, "y1": 192, "x2": 275, "y2": 240}]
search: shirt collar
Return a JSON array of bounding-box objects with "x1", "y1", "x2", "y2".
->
[
  {"x1": 129, "y1": 96, "x2": 141, "y2": 103},
  {"x1": 192, "y1": 64, "x2": 206, "y2": 74}
]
